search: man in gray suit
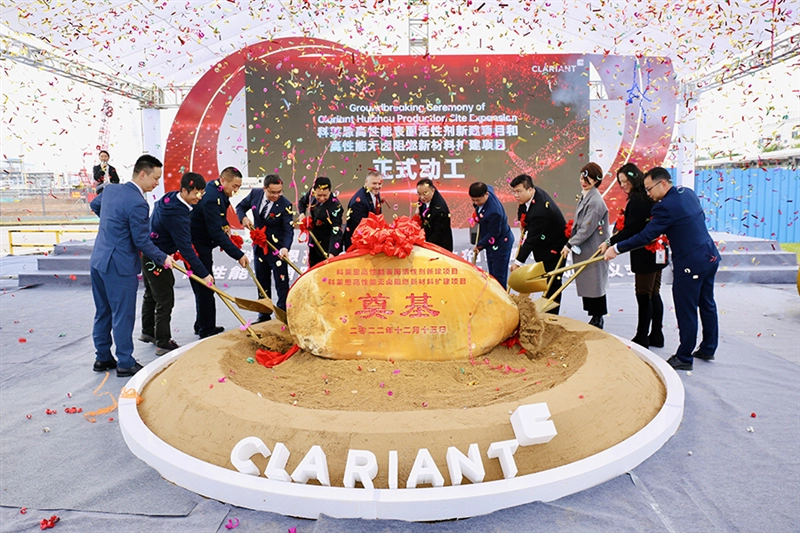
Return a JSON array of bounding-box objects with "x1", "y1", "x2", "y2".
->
[{"x1": 90, "y1": 155, "x2": 173, "y2": 377}]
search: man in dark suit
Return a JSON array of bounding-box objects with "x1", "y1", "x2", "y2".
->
[
  {"x1": 89, "y1": 155, "x2": 173, "y2": 378},
  {"x1": 469, "y1": 181, "x2": 515, "y2": 289},
  {"x1": 605, "y1": 167, "x2": 721, "y2": 371},
  {"x1": 236, "y1": 174, "x2": 294, "y2": 322},
  {"x1": 297, "y1": 176, "x2": 344, "y2": 267},
  {"x1": 508, "y1": 174, "x2": 568, "y2": 313},
  {"x1": 416, "y1": 178, "x2": 453, "y2": 252},
  {"x1": 140, "y1": 172, "x2": 214, "y2": 356},
  {"x1": 343, "y1": 170, "x2": 383, "y2": 251},
  {"x1": 191, "y1": 167, "x2": 249, "y2": 337},
  {"x1": 92, "y1": 150, "x2": 120, "y2": 187}
]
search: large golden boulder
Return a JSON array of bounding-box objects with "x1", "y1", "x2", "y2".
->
[{"x1": 287, "y1": 246, "x2": 519, "y2": 361}]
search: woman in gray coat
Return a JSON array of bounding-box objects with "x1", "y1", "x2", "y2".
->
[{"x1": 561, "y1": 162, "x2": 610, "y2": 328}]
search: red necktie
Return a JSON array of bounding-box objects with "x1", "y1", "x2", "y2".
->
[{"x1": 375, "y1": 194, "x2": 381, "y2": 215}]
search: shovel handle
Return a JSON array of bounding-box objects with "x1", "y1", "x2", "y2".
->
[
  {"x1": 265, "y1": 240, "x2": 303, "y2": 275},
  {"x1": 245, "y1": 264, "x2": 269, "y2": 300},
  {"x1": 538, "y1": 253, "x2": 607, "y2": 279},
  {"x1": 471, "y1": 225, "x2": 481, "y2": 266},
  {"x1": 308, "y1": 229, "x2": 329, "y2": 259},
  {"x1": 172, "y1": 262, "x2": 260, "y2": 338},
  {"x1": 539, "y1": 249, "x2": 603, "y2": 308}
]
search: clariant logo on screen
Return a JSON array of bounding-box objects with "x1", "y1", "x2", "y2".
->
[{"x1": 531, "y1": 64, "x2": 580, "y2": 73}]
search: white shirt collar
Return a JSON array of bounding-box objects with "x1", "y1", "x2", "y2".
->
[{"x1": 177, "y1": 192, "x2": 193, "y2": 211}]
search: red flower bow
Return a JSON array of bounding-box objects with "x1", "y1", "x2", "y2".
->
[
  {"x1": 295, "y1": 216, "x2": 311, "y2": 243},
  {"x1": 564, "y1": 219, "x2": 574, "y2": 239},
  {"x1": 250, "y1": 227, "x2": 268, "y2": 254},
  {"x1": 350, "y1": 213, "x2": 425, "y2": 258},
  {"x1": 645, "y1": 235, "x2": 669, "y2": 253},
  {"x1": 614, "y1": 208, "x2": 625, "y2": 232},
  {"x1": 229, "y1": 234, "x2": 244, "y2": 249}
]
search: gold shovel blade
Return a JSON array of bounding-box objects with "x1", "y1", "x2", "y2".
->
[
  {"x1": 534, "y1": 297, "x2": 560, "y2": 313},
  {"x1": 233, "y1": 296, "x2": 288, "y2": 324},
  {"x1": 508, "y1": 261, "x2": 549, "y2": 293}
]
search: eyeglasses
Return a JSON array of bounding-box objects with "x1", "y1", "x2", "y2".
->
[{"x1": 645, "y1": 181, "x2": 662, "y2": 193}]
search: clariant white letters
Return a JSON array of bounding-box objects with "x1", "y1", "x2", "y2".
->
[
  {"x1": 446, "y1": 443, "x2": 485, "y2": 485},
  {"x1": 388, "y1": 450, "x2": 399, "y2": 489},
  {"x1": 487, "y1": 440, "x2": 520, "y2": 479},
  {"x1": 228, "y1": 402, "x2": 556, "y2": 488},
  {"x1": 291, "y1": 445, "x2": 331, "y2": 486},
  {"x1": 406, "y1": 448, "x2": 445, "y2": 488},
  {"x1": 343, "y1": 449, "x2": 378, "y2": 489},
  {"x1": 230, "y1": 437, "x2": 271, "y2": 476},
  {"x1": 265, "y1": 442, "x2": 292, "y2": 482},
  {"x1": 510, "y1": 403, "x2": 558, "y2": 446}
]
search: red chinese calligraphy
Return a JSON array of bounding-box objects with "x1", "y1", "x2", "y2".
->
[
  {"x1": 355, "y1": 293, "x2": 394, "y2": 320},
  {"x1": 400, "y1": 292, "x2": 440, "y2": 318}
]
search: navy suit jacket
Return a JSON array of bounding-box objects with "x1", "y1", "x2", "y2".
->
[
  {"x1": 343, "y1": 186, "x2": 381, "y2": 250},
  {"x1": 191, "y1": 179, "x2": 245, "y2": 260},
  {"x1": 90, "y1": 182, "x2": 167, "y2": 276},
  {"x1": 235, "y1": 189, "x2": 294, "y2": 251},
  {"x1": 617, "y1": 186, "x2": 719, "y2": 275},
  {"x1": 148, "y1": 191, "x2": 210, "y2": 278},
  {"x1": 473, "y1": 185, "x2": 514, "y2": 253}
]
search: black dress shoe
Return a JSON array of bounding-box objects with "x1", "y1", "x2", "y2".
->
[
  {"x1": 631, "y1": 334, "x2": 649, "y2": 348},
  {"x1": 199, "y1": 326, "x2": 225, "y2": 339},
  {"x1": 667, "y1": 355, "x2": 693, "y2": 371},
  {"x1": 155, "y1": 340, "x2": 180, "y2": 356},
  {"x1": 648, "y1": 332, "x2": 665, "y2": 348},
  {"x1": 93, "y1": 359, "x2": 117, "y2": 372},
  {"x1": 254, "y1": 314, "x2": 272, "y2": 324},
  {"x1": 116, "y1": 362, "x2": 144, "y2": 378},
  {"x1": 692, "y1": 349, "x2": 715, "y2": 361},
  {"x1": 138, "y1": 333, "x2": 156, "y2": 344},
  {"x1": 588, "y1": 316, "x2": 604, "y2": 329}
]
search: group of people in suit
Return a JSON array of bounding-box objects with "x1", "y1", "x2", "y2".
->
[
  {"x1": 470, "y1": 162, "x2": 719, "y2": 372},
  {"x1": 90, "y1": 154, "x2": 717, "y2": 377}
]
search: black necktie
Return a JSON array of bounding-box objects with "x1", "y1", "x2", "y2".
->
[{"x1": 260, "y1": 200, "x2": 270, "y2": 221}]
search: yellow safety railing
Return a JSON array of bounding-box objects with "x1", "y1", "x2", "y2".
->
[{"x1": 7, "y1": 228, "x2": 98, "y2": 255}]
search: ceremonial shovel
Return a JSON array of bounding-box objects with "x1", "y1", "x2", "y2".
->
[
  {"x1": 509, "y1": 249, "x2": 606, "y2": 313},
  {"x1": 264, "y1": 240, "x2": 303, "y2": 275},
  {"x1": 171, "y1": 263, "x2": 284, "y2": 337},
  {"x1": 243, "y1": 264, "x2": 288, "y2": 324}
]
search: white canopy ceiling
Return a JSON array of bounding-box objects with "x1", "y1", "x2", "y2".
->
[{"x1": 2, "y1": 0, "x2": 797, "y2": 88}]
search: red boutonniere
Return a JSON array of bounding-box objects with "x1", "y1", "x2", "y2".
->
[
  {"x1": 614, "y1": 208, "x2": 625, "y2": 232},
  {"x1": 564, "y1": 219, "x2": 574, "y2": 239},
  {"x1": 645, "y1": 235, "x2": 669, "y2": 253}
]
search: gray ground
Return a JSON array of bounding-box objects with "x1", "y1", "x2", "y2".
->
[{"x1": 1, "y1": 257, "x2": 798, "y2": 532}]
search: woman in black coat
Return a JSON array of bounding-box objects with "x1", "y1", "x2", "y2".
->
[{"x1": 601, "y1": 163, "x2": 669, "y2": 348}]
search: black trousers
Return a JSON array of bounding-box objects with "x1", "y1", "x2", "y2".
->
[
  {"x1": 582, "y1": 295, "x2": 608, "y2": 317},
  {"x1": 255, "y1": 247, "x2": 289, "y2": 319},
  {"x1": 190, "y1": 246, "x2": 217, "y2": 335},
  {"x1": 141, "y1": 255, "x2": 175, "y2": 347}
]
